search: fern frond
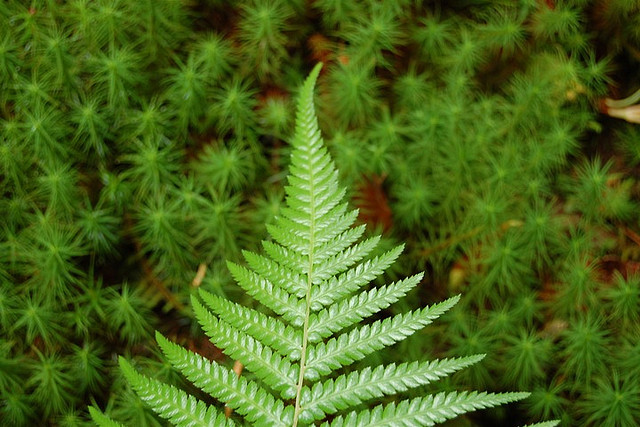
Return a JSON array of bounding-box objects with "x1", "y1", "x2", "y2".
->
[
  {"x1": 312, "y1": 224, "x2": 367, "y2": 265},
  {"x1": 325, "y1": 391, "x2": 531, "y2": 426},
  {"x1": 198, "y1": 289, "x2": 302, "y2": 359},
  {"x1": 299, "y1": 355, "x2": 485, "y2": 422},
  {"x1": 312, "y1": 235, "x2": 380, "y2": 281},
  {"x1": 118, "y1": 357, "x2": 234, "y2": 427},
  {"x1": 191, "y1": 297, "x2": 299, "y2": 397},
  {"x1": 310, "y1": 244, "x2": 405, "y2": 308},
  {"x1": 226, "y1": 261, "x2": 306, "y2": 326},
  {"x1": 242, "y1": 250, "x2": 308, "y2": 297},
  {"x1": 307, "y1": 273, "x2": 424, "y2": 342},
  {"x1": 156, "y1": 333, "x2": 293, "y2": 426},
  {"x1": 305, "y1": 296, "x2": 460, "y2": 379},
  {"x1": 261, "y1": 240, "x2": 307, "y2": 274}
]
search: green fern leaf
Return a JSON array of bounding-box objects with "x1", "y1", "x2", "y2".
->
[
  {"x1": 226, "y1": 261, "x2": 306, "y2": 326},
  {"x1": 191, "y1": 296, "x2": 299, "y2": 397},
  {"x1": 310, "y1": 244, "x2": 405, "y2": 308},
  {"x1": 300, "y1": 355, "x2": 486, "y2": 422},
  {"x1": 313, "y1": 224, "x2": 367, "y2": 263},
  {"x1": 313, "y1": 235, "x2": 380, "y2": 281},
  {"x1": 242, "y1": 250, "x2": 308, "y2": 297},
  {"x1": 156, "y1": 332, "x2": 293, "y2": 426},
  {"x1": 305, "y1": 297, "x2": 461, "y2": 380},
  {"x1": 262, "y1": 239, "x2": 307, "y2": 274},
  {"x1": 117, "y1": 62, "x2": 531, "y2": 426},
  {"x1": 198, "y1": 289, "x2": 302, "y2": 359},
  {"x1": 119, "y1": 357, "x2": 234, "y2": 427},
  {"x1": 325, "y1": 391, "x2": 531, "y2": 426},
  {"x1": 307, "y1": 272, "x2": 424, "y2": 342}
]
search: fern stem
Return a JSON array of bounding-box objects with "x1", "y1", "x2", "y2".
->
[
  {"x1": 293, "y1": 184, "x2": 316, "y2": 427},
  {"x1": 292, "y1": 63, "x2": 324, "y2": 427},
  {"x1": 293, "y1": 272, "x2": 312, "y2": 426}
]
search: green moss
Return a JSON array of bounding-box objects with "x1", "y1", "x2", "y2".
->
[{"x1": 0, "y1": 0, "x2": 637, "y2": 424}]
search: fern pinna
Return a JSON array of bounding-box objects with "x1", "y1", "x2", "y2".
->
[{"x1": 91, "y1": 63, "x2": 532, "y2": 426}]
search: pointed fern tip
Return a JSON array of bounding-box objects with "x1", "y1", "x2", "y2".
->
[
  {"x1": 298, "y1": 62, "x2": 323, "y2": 105},
  {"x1": 309, "y1": 62, "x2": 323, "y2": 83}
]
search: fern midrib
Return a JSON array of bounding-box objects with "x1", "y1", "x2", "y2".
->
[{"x1": 293, "y1": 141, "x2": 317, "y2": 426}]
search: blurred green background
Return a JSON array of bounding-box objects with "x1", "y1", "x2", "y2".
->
[{"x1": 1, "y1": 0, "x2": 640, "y2": 425}]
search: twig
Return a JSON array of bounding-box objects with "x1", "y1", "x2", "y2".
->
[
  {"x1": 623, "y1": 227, "x2": 640, "y2": 247},
  {"x1": 191, "y1": 263, "x2": 207, "y2": 287}
]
